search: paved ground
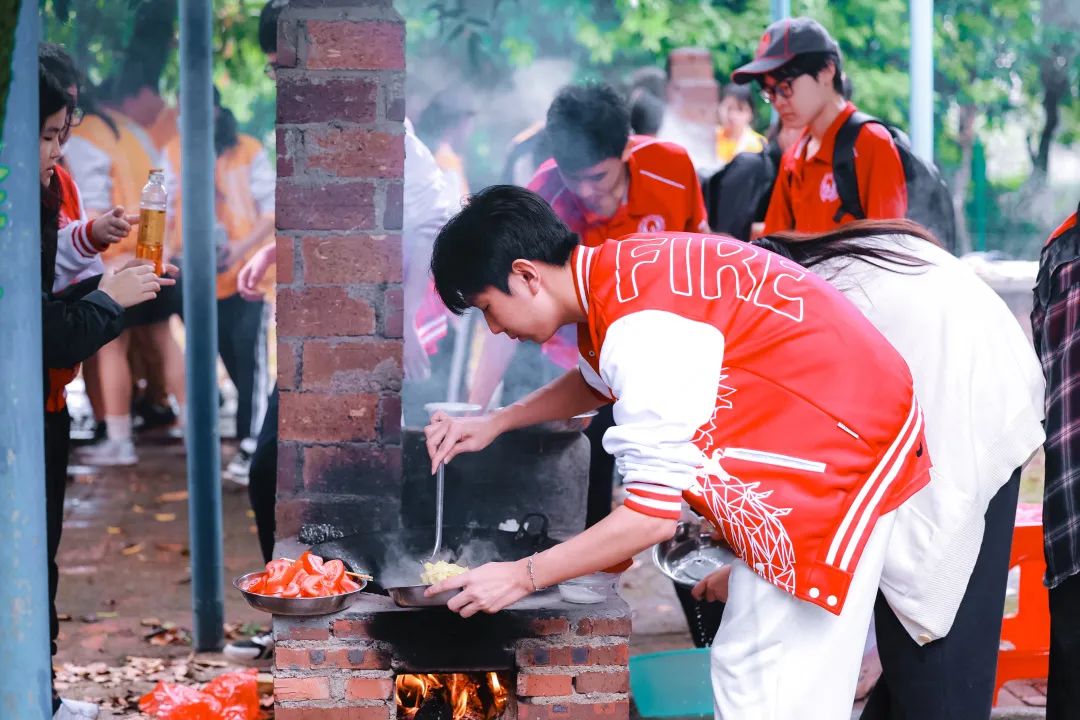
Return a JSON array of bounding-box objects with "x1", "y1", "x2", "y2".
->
[{"x1": 53, "y1": 441, "x2": 1048, "y2": 719}]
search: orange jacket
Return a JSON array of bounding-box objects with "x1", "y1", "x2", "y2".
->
[
  {"x1": 572, "y1": 235, "x2": 930, "y2": 615},
  {"x1": 165, "y1": 134, "x2": 276, "y2": 299}
]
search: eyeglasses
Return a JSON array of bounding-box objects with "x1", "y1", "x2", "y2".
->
[{"x1": 759, "y1": 76, "x2": 799, "y2": 104}]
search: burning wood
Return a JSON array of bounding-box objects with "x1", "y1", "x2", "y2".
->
[{"x1": 396, "y1": 672, "x2": 509, "y2": 720}]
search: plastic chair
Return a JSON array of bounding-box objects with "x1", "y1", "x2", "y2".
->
[{"x1": 993, "y1": 502, "x2": 1050, "y2": 705}]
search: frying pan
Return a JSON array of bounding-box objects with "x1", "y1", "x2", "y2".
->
[{"x1": 311, "y1": 513, "x2": 558, "y2": 607}]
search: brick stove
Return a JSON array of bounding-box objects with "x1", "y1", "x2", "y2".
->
[
  {"x1": 272, "y1": 5, "x2": 628, "y2": 719},
  {"x1": 272, "y1": 592, "x2": 631, "y2": 720}
]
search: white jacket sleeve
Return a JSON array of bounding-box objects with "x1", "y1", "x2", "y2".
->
[
  {"x1": 53, "y1": 178, "x2": 104, "y2": 291},
  {"x1": 64, "y1": 137, "x2": 113, "y2": 212},
  {"x1": 600, "y1": 310, "x2": 725, "y2": 519},
  {"x1": 248, "y1": 148, "x2": 276, "y2": 216}
]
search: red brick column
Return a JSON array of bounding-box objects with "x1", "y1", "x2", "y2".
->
[{"x1": 275, "y1": 1, "x2": 406, "y2": 539}]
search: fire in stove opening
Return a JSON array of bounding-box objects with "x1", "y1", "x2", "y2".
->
[{"x1": 396, "y1": 672, "x2": 510, "y2": 720}]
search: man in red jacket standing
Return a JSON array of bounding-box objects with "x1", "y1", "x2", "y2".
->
[{"x1": 424, "y1": 185, "x2": 930, "y2": 719}]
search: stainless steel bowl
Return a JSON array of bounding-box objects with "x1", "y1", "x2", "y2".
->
[
  {"x1": 424, "y1": 402, "x2": 483, "y2": 418},
  {"x1": 233, "y1": 571, "x2": 368, "y2": 616},
  {"x1": 653, "y1": 523, "x2": 737, "y2": 587},
  {"x1": 386, "y1": 584, "x2": 462, "y2": 608}
]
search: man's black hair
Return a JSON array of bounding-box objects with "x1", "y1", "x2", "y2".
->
[
  {"x1": 415, "y1": 89, "x2": 476, "y2": 148},
  {"x1": 721, "y1": 83, "x2": 754, "y2": 107},
  {"x1": 628, "y1": 66, "x2": 667, "y2": 101},
  {"x1": 766, "y1": 51, "x2": 845, "y2": 96},
  {"x1": 259, "y1": 0, "x2": 289, "y2": 55},
  {"x1": 546, "y1": 82, "x2": 630, "y2": 174},
  {"x1": 430, "y1": 185, "x2": 579, "y2": 315},
  {"x1": 630, "y1": 91, "x2": 665, "y2": 136}
]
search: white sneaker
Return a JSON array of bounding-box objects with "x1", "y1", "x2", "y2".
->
[
  {"x1": 54, "y1": 698, "x2": 99, "y2": 719},
  {"x1": 223, "y1": 632, "x2": 274, "y2": 666},
  {"x1": 225, "y1": 438, "x2": 256, "y2": 486},
  {"x1": 77, "y1": 438, "x2": 137, "y2": 467}
]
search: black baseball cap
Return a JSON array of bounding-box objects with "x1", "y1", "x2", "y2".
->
[{"x1": 731, "y1": 17, "x2": 840, "y2": 85}]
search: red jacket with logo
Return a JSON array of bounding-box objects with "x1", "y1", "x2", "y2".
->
[{"x1": 571, "y1": 234, "x2": 931, "y2": 614}]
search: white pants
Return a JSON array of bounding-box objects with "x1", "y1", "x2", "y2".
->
[{"x1": 710, "y1": 512, "x2": 896, "y2": 720}]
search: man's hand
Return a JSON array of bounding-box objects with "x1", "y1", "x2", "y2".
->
[
  {"x1": 424, "y1": 412, "x2": 503, "y2": 472},
  {"x1": 99, "y1": 262, "x2": 177, "y2": 308},
  {"x1": 236, "y1": 242, "x2": 276, "y2": 301},
  {"x1": 427, "y1": 560, "x2": 533, "y2": 618},
  {"x1": 691, "y1": 565, "x2": 732, "y2": 604},
  {"x1": 92, "y1": 206, "x2": 140, "y2": 247}
]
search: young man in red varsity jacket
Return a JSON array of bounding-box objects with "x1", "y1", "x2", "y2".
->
[{"x1": 424, "y1": 185, "x2": 931, "y2": 719}]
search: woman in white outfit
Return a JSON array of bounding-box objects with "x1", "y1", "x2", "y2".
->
[{"x1": 695, "y1": 218, "x2": 1045, "y2": 718}]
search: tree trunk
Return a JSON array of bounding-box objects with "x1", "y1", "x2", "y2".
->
[
  {"x1": 952, "y1": 104, "x2": 978, "y2": 255},
  {"x1": 1035, "y1": 0, "x2": 1079, "y2": 175}
]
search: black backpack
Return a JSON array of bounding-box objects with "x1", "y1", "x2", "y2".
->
[
  {"x1": 703, "y1": 146, "x2": 781, "y2": 241},
  {"x1": 832, "y1": 112, "x2": 958, "y2": 254}
]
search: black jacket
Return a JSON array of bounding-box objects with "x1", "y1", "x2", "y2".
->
[
  {"x1": 703, "y1": 142, "x2": 783, "y2": 241},
  {"x1": 41, "y1": 195, "x2": 124, "y2": 405}
]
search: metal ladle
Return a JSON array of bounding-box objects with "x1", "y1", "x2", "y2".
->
[{"x1": 423, "y1": 402, "x2": 483, "y2": 562}]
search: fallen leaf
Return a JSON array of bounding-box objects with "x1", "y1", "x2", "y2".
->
[
  {"x1": 121, "y1": 543, "x2": 144, "y2": 556},
  {"x1": 156, "y1": 490, "x2": 189, "y2": 504},
  {"x1": 140, "y1": 618, "x2": 162, "y2": 628},
  {"x1": 245, "y1": 510, "x2": 255, "y2": 519},
  {"x1": 106, "y1": 526, "x2": 122, "y2": 535},
  {"x1": 96, "y1": 611, "x2": 118, "y2": 619},
  {"x1": 132, "y1": 504, "x2": 145, "y2": 514},
  {"x1": 154, "y1": 513, "x2": 177, "y2": 522},
  {"x1": 155, "y1": 542, "x2": 186, "y2": 553},
  {"x1": 57, "y1": 613, "x2": 72, "y2": 622}
]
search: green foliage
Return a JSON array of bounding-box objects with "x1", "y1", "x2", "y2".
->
[
  {"x1": 0, "y1": 0, "x2": 19, "y2": 140},
  {"x1": 40, "y1": 0, "x2": 275, "y2": 142}
]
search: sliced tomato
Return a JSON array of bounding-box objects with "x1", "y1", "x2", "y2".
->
[
  {"x1": 264, "y1": 559, "x2": 291, "y2": 584},
  {"x1": 243, "y1": 574, "x2": 267, "y2": 594},
  {"x1": 338, "y1": 576, "x2": 361, "y2": 593},
  {"x1": 302, "y1": 552, "x2": 325, "y2": 576},
  {"x1": 280, "y1": 554, "x2": 307, "y2": 586},
  {"x1": 300, "y1": 574, "x2": 330, "y2": 598},
  {"x1": 279, "y1": 580, "x2": 301, "y2": 598},
  {"x1": 321, "y1": 559, "x2": 345, "y2": 584}
]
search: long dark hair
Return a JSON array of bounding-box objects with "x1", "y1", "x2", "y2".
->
[
  {"x1": 39, "y1": 42, "x2": 118, "y2": 139},
  {"x1": 754, "y1": 219, "x2": 940, "y2": 274},
  {"x1": 40, "y1": 67, "x2": 74, "y2": 290}
]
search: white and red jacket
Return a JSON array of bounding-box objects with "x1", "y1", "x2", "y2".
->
[
  {"x1": 54, "y1": 164, "x2": 106, "y2": 291},
  {"x1": 572, "y1": 234, "x2": 931, "y2": 615}
]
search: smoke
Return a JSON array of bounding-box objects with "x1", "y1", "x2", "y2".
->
[{"x1": 406, "y1": 57, "x2": 577, "y2": 188}]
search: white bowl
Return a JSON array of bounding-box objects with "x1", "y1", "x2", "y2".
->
[{"x1": 557, "y1": 572, "x2": 619, "y2": 604}]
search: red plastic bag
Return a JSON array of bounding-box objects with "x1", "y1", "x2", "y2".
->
[{"x1": 139, "y1": 670, "x2": 259, "y2": 720}]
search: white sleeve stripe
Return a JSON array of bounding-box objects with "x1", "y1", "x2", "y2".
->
[
  {"x1": 639, "y1": 169, "x2": 686, "y2": 190},
  {"x1": 624, "y1": 482, "x2": 683, "y2": 497},
  {"x1": 625, "y1": 495, "x2": 682, "y2": 512}
]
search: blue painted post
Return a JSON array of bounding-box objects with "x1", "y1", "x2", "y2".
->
[
  {"x1": 909, "y1": 0, "x2": 934, "y2": 163},
  {"x1": 771, "y1": 0, "x2": 791, "y2": 21},
  {"x1": 180, "y1": 0, "x2": 225, "y2": 651},
  {"x1": 0, "y1": 4, "x2": 53, "y2": 718}
]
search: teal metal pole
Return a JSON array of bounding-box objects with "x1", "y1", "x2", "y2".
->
[
  {"x1": 910, "y1": 0, "x2": 934, "y2": 162},
  {"x1": 180, "y1": 0, "x2": 224, "y2": 651},
  {"x1": 771, "y1": 0, "x2": 791, "y2": 21},
  {"x1": 0, "y1": 3, "x2": 53, "y2": 718}
]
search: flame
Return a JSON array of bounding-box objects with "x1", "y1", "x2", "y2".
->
[{"x1": 395, "y1": 672, "x2": 509, "y2": 719}]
